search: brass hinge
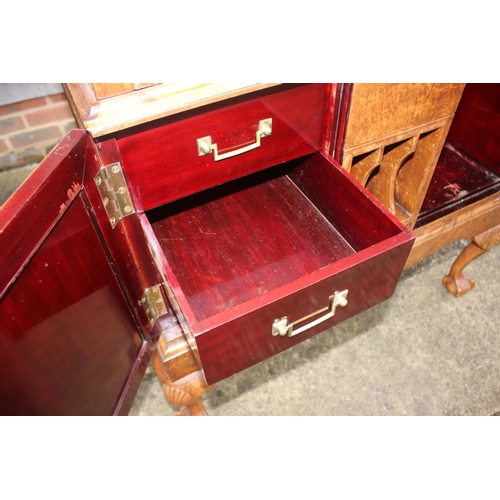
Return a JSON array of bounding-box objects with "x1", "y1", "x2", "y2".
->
[
  {"x1": 141, "y1": 285, "x2": 168, "y2": 326},
  {"x1": 94, "y1": 162, "x2": 135, "y2": 228}
]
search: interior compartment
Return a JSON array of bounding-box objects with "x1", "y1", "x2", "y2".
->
[
  {"x1": 146, "y1": 151, "x2": 404, "y2": 330},
  {"x1": 416, "y1": 83, "x2": 500, "y2": 228},
  {"x1": 416, "y1": 143, "x2": 500, "y2": 227}
]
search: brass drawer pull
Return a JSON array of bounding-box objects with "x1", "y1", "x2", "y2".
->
[
  {"x1": 197, "y1": 118, "x2": 272, "y2": 161},
  {"x1": 272, "y1": 290, "x2": 348, "y2": 338}
]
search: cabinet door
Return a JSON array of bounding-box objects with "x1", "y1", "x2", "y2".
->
[{"x1": 0, "y1": 130, "x2": 147, "y2": 415}]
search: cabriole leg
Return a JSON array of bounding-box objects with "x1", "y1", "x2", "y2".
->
[
  {"x1": 152, "y1": 351, "x2": 211, "y2": 416},
  {"x1": 442, "y1": 224, "x2": 500, "y2": 297},
  {"x1": 151, "y1": 315, "x2": 212, "y2": 416}
]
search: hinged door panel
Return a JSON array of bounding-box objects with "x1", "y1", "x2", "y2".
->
[{"x1": 0, "y1": 130, "x2": 147, "y2": 415}]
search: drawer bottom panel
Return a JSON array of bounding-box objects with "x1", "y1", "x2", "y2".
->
[{"x1": 148, "y1": 165, "x2": 356, "y2": 323}]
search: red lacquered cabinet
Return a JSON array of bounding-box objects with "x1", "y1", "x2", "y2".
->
[{"x1": 0, "y1": 83, "x2": 414, "y2": 415}]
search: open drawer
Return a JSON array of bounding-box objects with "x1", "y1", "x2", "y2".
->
[{"x1": 140, "y1": 151, "x2": 414, "y2": 385}]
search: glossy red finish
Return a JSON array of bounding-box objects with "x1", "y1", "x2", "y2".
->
[
  {"x1": 145, "y1": 151, "x2": 414, "y2": 384},
  {"x1": 113, "y1": 84, "x2": 335, "y2": 211},
  {"x1": 84, "y1": 137, "x2": 173, "y2": 342},
  {"x1": 446, "y1": 83, "x2": 500, "y2": 175},
  {"x1": 148, "y1": 166, "x2": 354, "y2": 323},
  {"x1": 416, "y1": 143, "x2": 500, "y2": 227},
  {"x1": 0, "y1": 195, "x2": 145, "y2": 415},
  {"x1": 0, "y1": 130, "x2": 86, "y2": 298},
  {"x1": 329, "y1": 83, "x2": 353, "y2": 162},
  {"x1": 0, "y1": 83, "x2": 422, "y2": 412},
  {"x1": 416, "y1": 83, "x2": 500, "y2": 227},
  {"x1": 114, "y1": 342, "x2": 153, "y2": 415},
  {"x1": 0, "y1": 132, "x2": 148, "y2": 415}
]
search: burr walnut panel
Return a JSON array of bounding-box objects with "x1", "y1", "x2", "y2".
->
[{"x1": 343, "y1": 83, "x2": 465, "y2": 149}]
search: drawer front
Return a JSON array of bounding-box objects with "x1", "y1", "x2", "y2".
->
[
  {"x1": 194, "y1": 237, "x2": 412, "y2": 385},
  {"x1": 115, "y1": 84, "x2": 334, "y2": 211}
]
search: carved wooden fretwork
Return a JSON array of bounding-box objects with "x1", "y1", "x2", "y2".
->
[{"x1": 342, "y1": 118, "x2": 453, "y2": 230}]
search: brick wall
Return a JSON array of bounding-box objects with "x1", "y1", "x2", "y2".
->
[{"x1": 0, "y1": 93, "x2": 77, "y2": 170}]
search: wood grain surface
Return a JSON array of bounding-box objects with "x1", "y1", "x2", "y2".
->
[
  {"x1": 145, "y1": 151, "x2": 414, "y2": 384},
  {"x1": 343, "y1": 83, "x2": 465, "y2": 149},
  {"x1": 0, "y1": 195, "x2": 145, "y2": 415},
  {"x1": 114, "y1": 84, "x2": 334, "y2": 211}
]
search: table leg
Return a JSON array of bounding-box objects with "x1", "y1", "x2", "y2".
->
[
  {"x1": 151, "y1": 314, "x2": 212, "y2": 416},
  {"x1": 153, "y1": 352, "x2": 211, "y2": 416},
  {"x1": 442, "y1": 224, "x2": 500, "y2": 297}
]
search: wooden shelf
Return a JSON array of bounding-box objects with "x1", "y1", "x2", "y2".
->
[{"x1": 416, "y1": 142, "x2": 500, "y2": 228}]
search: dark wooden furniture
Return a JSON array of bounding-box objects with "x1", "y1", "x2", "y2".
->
[
  {"x1": 0, "y1": 131, "x2": 149, "y2": 415},
  {"x1": 0, "y1": 83, "x2": 414, "y2": 415}
]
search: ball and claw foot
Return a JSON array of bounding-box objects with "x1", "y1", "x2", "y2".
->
[
  {"x1": 442, "y1": 224, "x2": 500, "y2": 297},
  {"x1": 442, "y1": 272, "x2": 476, "y2": 297}
]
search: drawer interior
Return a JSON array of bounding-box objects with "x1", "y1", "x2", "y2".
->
[{"x1": 146, "y1": 151, "x2": 404, "y2": 332}]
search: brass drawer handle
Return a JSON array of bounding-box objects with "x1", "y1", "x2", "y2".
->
[
  {"x1": 197, "y1": 118, "x2": 272, "y2": 161},
  {"x1": 272, "y1": 290, "x2": 348, "y2": 338}
]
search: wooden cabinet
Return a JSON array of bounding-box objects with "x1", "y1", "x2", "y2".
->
[
  {"x1": 334, "y1": 83, "x2": 500, "y2": 297},
  {"x1": 336, "y1": 83, "x2": 466, "y2": 229},
  {"x1": 0, "y1": 132, "x2": 149, "y2": 415},
  {"x1": 145, "y1": 151, "x2": 412, "y2": 385},
  {"x1": 0, "y1": 83, "x2": 414, "y2": 415},
  {"x1": 4, "y1": 82, "x2": 496, "y2": 415},
  {"x1": 411, "y1": 83, "x2": 500, "y2": 296}
]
